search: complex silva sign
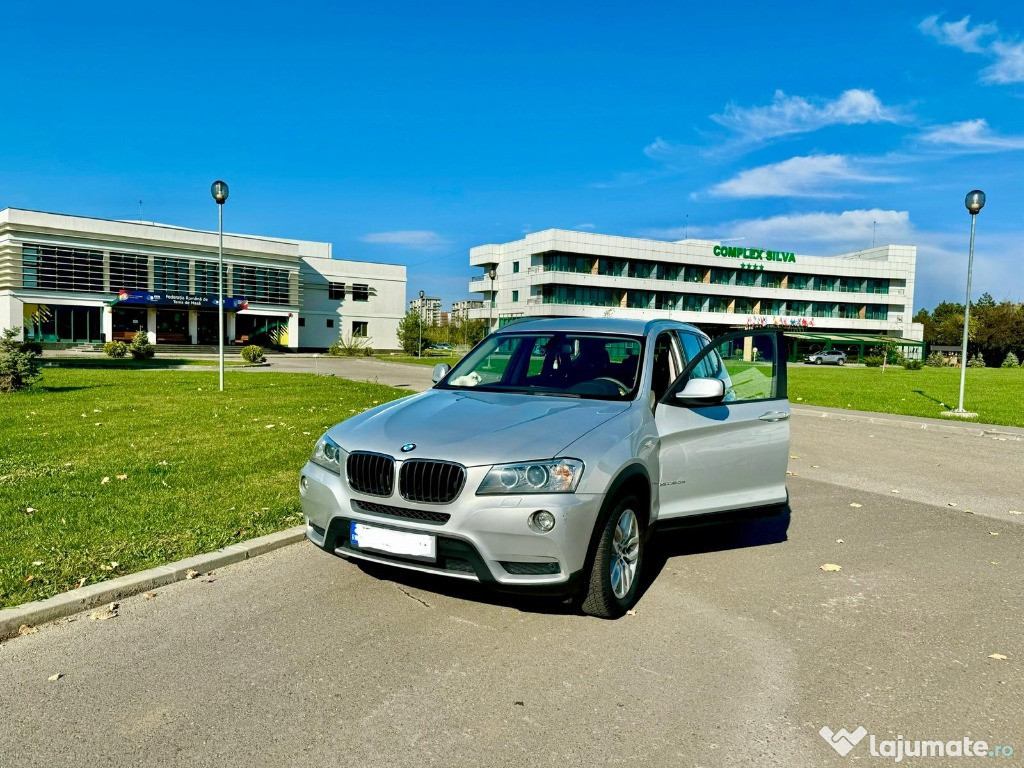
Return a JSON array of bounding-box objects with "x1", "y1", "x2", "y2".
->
[
  {"x1": 115, "y1": 290, "x2": 249, "y2": 311},
  {"x1": 713, "y1": 245, "x2": 797, "y2": 263}
]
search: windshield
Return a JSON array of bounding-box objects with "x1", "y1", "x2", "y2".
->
[{"x1": 438, "y1": 332, "x2": 644, "y2": 400}]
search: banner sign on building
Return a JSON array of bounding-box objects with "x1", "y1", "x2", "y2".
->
[{"x1": 115, "y1": 290, "x2": 249, "y2": 311}]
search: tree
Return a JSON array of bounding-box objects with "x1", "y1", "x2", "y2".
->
[
  {"x1": 0, "y1": 327, "x2": 42, "y2": 392},
  {"x1": 397, "y1": 310, "x2": 427, "y2": 355}
]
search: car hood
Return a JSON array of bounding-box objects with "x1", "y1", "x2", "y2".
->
[{"x1": 329, "y1": 389, "x2": 627, "y2": 467}]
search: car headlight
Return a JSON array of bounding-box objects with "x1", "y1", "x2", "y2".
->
[
  {"x1": 477, "y1": 459, "x2": 584, "y2": 495},
  {"x1": 311, "y1": 434, "x2": 344, "y2": 474}
]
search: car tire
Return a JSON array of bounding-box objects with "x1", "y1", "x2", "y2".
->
[
  {"x1": 815, "y1": 357, "x2": 823, "y2": 365},
  {"x1": 837, "y1": 357, "x2": 845, "y2": 366},
  {"x1": 581, "y1": 494, "x2": 644, "y2": 619}
]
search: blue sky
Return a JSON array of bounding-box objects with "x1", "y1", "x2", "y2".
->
[{"x1": 2, "y1": 1, "x2": 1022, "y2": 311}]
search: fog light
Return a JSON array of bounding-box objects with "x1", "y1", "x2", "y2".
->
[
  {"x1": 300, "y1": 475, "x2": 309, "y2": 493},
  {"x1": 531, "y1": 510, "x2": 556, "y2": 532}
]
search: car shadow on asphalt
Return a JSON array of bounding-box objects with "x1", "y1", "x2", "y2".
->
[{"x1": 352, "y1": 505, "x2": 791, "y2": 619}]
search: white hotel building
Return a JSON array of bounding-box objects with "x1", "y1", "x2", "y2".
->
[
  {"x1": 0, "y1": 208, "x2": 406, "y2": 350},
  {"x1": 469, "y1": 229, "x2": 924, "y2": 358}
]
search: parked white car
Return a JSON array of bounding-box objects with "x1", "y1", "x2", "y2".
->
[
  {"x1": 805, "y1": 349, "x2": 846, "y2": 365},
  {"x1": 300, "y1": 318, "x2": 790, "y2": 618}
]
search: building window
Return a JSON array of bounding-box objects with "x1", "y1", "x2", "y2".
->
[
  {"x1": 22, "y1": 243, "x2": 104, "y2": 292},
  {"x1": 194, "y1": 261, "x2": 226, "y2": 294},
  {"x1": 352, "y1": 284, "x2": 370, "y2": 302},
  {"x1": 298, "y1": 317, "x2": 305, "y2": 327},
  {"x1": 352, "y1": 321, "x2": 368, "y2": 337},
  {"x1": 512, "y1": 261, "x2": 520, "y2": 273},
  {"x1": 328, "y1": 282, "x2": 345, "y2": 300},
  {"x1": 326, "y1": 318, "x2": 334, "y2": 328},
  {"x1": 234, "y1": 265, "x2": 292, "y2": 305},
  {"x1": 154, "y1": 257, "x2": 190, "y2": 293},
  {"x1": 109, "y1": 253, "x2": 149, "y2": 291},
  {"x1": 512, "y1": 290, "x2": 519, "y2": 302}
]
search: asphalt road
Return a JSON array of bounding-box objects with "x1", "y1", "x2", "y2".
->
[{"x1": 2, "y1": 406, "x2": 1022, "y2": 766}]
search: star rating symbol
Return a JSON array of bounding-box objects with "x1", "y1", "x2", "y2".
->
[{"x1": 740, "y1": 263, "x2": 765, "y2": 271}]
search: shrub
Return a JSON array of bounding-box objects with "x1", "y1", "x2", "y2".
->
[
  {"x1": 240, "y1": 344, "x2": 266, "y2": 363},
  {"x1": 328, "y1": 335, "x2": 374, "y2": 357},
  {"x1": 903, "y1": 359, "x2": 923, "y2": 370},
  {"x1": 1002, "y1": 352, "x2": 1020, "y2": 368},
  {"x1": 103, "y1": 340, "x2": 128, "y2": 358},
  {"x1": 18, "y1": 340, "x2": 43, "y2": 355},
  {"x1": 0, "y1": 327, "x2": 42, "y2": 392},
  {"x1": 926, "y1": 351, "x2": 946, "y2": 367},
  {"x1": 967, "y1": 352, "x2": 986, "y2": 368},
  {"x1": 863, "y1": 356, "x2": 883, "y2": 368},
  {"x1": 128, "y1": 330, "x2": 155, "y2": 360}
]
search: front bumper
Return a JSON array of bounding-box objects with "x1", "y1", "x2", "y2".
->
[{"x1": 299, "y1": 461, "x2": 603, "y2": 593}]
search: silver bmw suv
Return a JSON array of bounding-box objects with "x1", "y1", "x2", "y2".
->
[{"x1": 300, "y1": 318, "x2": 790, "y2": 618}]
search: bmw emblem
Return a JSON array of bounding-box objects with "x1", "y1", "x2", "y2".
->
[{"x1": 401, "y1": 443, "x2": 416, "y2": 453}]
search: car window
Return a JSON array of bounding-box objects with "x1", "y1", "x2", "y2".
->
[
  {"x1": 695, "y1": 333, "x2": 781, "y2": 402},
  {"x1": 651, "y1": 332, "x2": 683, "y2": 401},
  {"x1": 441, "y1": 332, "x2": 644, "y2": 400}
]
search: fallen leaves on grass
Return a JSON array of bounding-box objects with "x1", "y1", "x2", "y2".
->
[
  {"x1": 75, "y1": 577, "x2": 87, "y2": 588},
  {"x1": 89, "y1": 603, "x2": 119, "y2": 621},
  {"x1": 98, "y1": 561, "x2": 120, "y2": 572},
  {"x1": 101, "y1": 476, "x2": 110, "y2": 485},
  {"x1": 18, "y1": 624, "x2": 37, "y2": 636},
  {"x1": 32, "y1": 560, "x2": 43, "y2": 566},
  {"x1": 820, "y1": 563, "x2": 843, "y2": 572},
  {"x1": 115, "y1": 474, "x2": 127, "y2": 481}
]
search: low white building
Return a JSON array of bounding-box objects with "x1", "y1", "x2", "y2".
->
[
  {"x1": 468, "y1": 229, "x2": 924, "y2": 355},
  {"x1": 0, "y1": 208, "x2": 405, "y2": 350}
]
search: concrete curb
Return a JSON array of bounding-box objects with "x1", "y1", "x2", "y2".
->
[
  {"x1": 792, "y1": 405, "x2": 1024, "y2": 439},
  {"x1": 0, "y1": 525, "x2": 306, "y2": 641}
]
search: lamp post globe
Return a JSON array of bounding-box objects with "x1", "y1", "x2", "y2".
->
[
  {"x1": 965, "y1": 190, "x2": 985, "y2": 215},
  {"x1": 211, "y1": 180, "x2": 229, "y2": 205}
]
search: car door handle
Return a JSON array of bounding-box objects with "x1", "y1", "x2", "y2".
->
[{"x1": 758, "y1": 411, "x2": 790, "y2": 422}]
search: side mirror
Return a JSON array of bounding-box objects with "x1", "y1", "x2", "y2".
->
[
  {"x1": 431, "y1": 363, "x2": 451, "y2": 383},
  {"x1": 673, "y1": 377, "x2": 725, "y2": 406}
]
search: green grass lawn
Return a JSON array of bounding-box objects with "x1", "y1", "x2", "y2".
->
[
  {"x1": 0, "y1": 369, "x2": 410, "y2": 609},
  {"x1": 43, "y1": 357, "x2": 251, "y2": 368},
  {"x1": 788, "y1": 364, "x2": 1024, "y2": 427}
]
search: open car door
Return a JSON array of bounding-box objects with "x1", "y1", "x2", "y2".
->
[{"x1": 653, "y1": 329, "x2": 790, "y2": 520}]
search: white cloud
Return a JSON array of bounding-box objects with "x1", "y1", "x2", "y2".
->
[
  {"x1": 709, "y1": 155, "x2": 900, "y2": 199},
  {"x1": 710, "y1": 89, "x2": 903, "y2": 144},
  {"x1": 919, "y1": 15, "x2": 1024, "y2": 85},
  {"x1": 983, "y1": 39, "x2": 1024, "y2": 84},
  {"x1": 359, "y1": 230, "x2": 449, "y2": 248},
  {"x1": 919, "y1": 15, "x2": 997, "y2": 53},
  {"x1": 715, "y1": 209, "x2": 912, "y2": 252},
  {"x1": 919, "y1": 119, "x2": 1024, "y2": 151},
  {"x1": 643, "y1": 137, "x2": 688, "y2": 162}
]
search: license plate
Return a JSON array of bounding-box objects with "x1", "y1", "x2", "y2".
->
[{"x1": 350, "y1": 521, "x2": 436, "y2": 561}]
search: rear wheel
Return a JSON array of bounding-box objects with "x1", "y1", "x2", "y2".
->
[
  {"x1": 837, "y1": 357, "x2": 845, "y2": 366},
  {"x1": 581, "y1": 495, "x2": 644, "y2": 619}
]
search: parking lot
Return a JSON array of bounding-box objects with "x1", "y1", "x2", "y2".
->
[{"x1": 1, "y1": 408, "x2": 1021, "y2": 766}]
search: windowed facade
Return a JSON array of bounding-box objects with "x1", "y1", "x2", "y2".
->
[
  {"x1": 352, "y1": 321, "x2": 368, "y2": 337},
  {"x1": 194, "y1": 261, "x2": 225, "y2": 294},
  {"x1": 329, "y1": 282, "x2": 345, "y2": 300},
  {"x1": 109, "y1": 253, "x2": 148, "y2": 291},
  {"x1": 22, "y1": 244, "x2": 103, "y2": 292},
  {"x1": 352, "y1": 284, "x2": 370, "y2": 302}
]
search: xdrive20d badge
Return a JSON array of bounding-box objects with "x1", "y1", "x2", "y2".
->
[{"x1": 300, "y1": 318, "x2": 790, "y2": 618}]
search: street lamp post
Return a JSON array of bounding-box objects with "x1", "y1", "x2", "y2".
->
[
  {"x1": 487, "y1": 267, "x2": 496, "y2": 335},
  {"x1": 418, "y1": 289, "x2": 425, "y2": 358},
  {"x1": 211, "y1": 180, "x2": 229, "y2": 391},
  {"x1": 950, "y1": 189, "x2": 985, "y2": 418}
]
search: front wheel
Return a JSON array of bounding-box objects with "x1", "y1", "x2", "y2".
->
[
  {"x1": 581, "y1": 495, "x2": 644, "y2": 619},
  {"x1": 815, "y1": 357, "x2": 823, "y2": 365}
]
